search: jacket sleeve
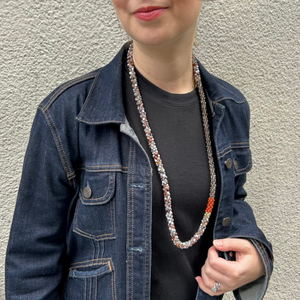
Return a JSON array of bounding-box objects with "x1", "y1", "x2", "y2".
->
[
  {"x1": 230, "y1": 172, "x2": 274, "y2": 300},
  {"x1": 5, "y1": 108, "x2": 75, "y2": 299}
]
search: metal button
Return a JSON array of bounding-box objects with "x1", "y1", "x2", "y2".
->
[
  {"x1": 222, "y1": 217, "x2": 231, "y2": 227},
  {"x1": 82, "y1": 186, "x2": 92, "y2": 199},
  {"x1": 234, "y1": 160, "x2": 239, "y2": 171},
  {"x1": 225, "y1": 158, "x2": 233, "y2": 169}
]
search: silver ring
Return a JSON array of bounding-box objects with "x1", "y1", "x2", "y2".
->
[{"x1": 211, "y1": 282, "x2": 221, "y2": 293}]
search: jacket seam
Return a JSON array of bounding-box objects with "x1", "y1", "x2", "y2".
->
[
  {"x1": 46, "y1": 110, "x2": 75, "y2": 179},
  {"x1": 218, "y1": 149, "x2": 232, "y2": 159},
  {"x1": 76, "y1": 119, "x2": 124, "y2": 125},
  {"x1": 145, "y1": 167, "x2": 152, "y2": 299},
  {"x1": 75, "y1": 164, "x2": 128, "y2": 173},
  {"x1": 217, "y1": 145, "x2": 231, "y2": 156},
  {"x1": 214, "y1": 80, "x2": 246, "y2": 103},
  {"x1": 112, "y1": 259, "x2": 116, "y2": 300},
  {"x1": 127, "y1": 139, "x2": 135, "y2": 300},
  {"x1": 143, "y1": 168, "x2": 147, "y2": 299},
  {"x1": 131, "y1": 142, "x2": 136, "y2": 300},
  {"x1": 42, "y1": 71, "x2": 97, "y2": 112},
  {"x1": 217, "y1": 142, "x2": 250, "y2": 158},
  {"x1": 77, "y1": 164, "x2": 128, "y2": 168},
  {"x1": 70, "y1": 258, "x2": 112, "y2": 267},
  {"x1": 74, "y1": 224, "x2": 115, "y2": 241},
  {"x1": 39, "y1": 108, "x2": 75, "y2": 182},
  {"x1": 231, "y1": 145, "x2": 250, "y2": 149},
  {"x1": 213, "y1": 97, "x2": 247, "y2": 104}
]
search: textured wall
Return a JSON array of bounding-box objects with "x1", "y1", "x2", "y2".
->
[{"x1": 0, "y1": 0, "x2": 299, "y2": 299}]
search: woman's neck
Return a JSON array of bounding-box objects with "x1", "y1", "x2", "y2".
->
[{"x1": 132, "y1": 40, "x2": 195, "y2": 94}]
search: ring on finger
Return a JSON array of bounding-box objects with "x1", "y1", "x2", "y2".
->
[{"x1": 211, "y1": 281, "x2": 221, "y2": 293}]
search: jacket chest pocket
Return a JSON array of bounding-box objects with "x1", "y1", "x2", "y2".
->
[
  {"x1": 232, "y1": 146, "x2": 252, "y2": 176},
  {"x1": 63, "y1": 260, "x2": 116, "y2": 300},
  {"x1": 74, "y1": 171, "x2": 116, "y2": 240}
]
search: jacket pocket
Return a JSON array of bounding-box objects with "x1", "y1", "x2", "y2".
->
[
  {"x1": 63, "y1": 260, "x2": 116, "y2": 300},
  {"x1": 74, "y1": 171, "x2": 116, "y2": 240},
  {"x1": 232, "y1": 146, "x2": 252, "y2": 176}
]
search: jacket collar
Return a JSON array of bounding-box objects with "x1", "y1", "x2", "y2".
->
[
  {"x1": 77, "y1": 43, "x2": 245, "y2": 125},
  {"x1": 76, "y1": 44, "x2": 127, "y2": 125}
]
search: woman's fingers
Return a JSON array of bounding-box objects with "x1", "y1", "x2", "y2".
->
[
  {"x1": 200, "y1": 247, "x2": 234, "y2": 293},
  {"x1": 195, "y1": 276, "x2": 224, "y2": 296},
  {"x1": 213, "y1": 239, "x2": 265, "y2": 282},
  {"x1": 196, "y1": 238, "x2": 266, "y2": 295},
  {"x1": 198, "y1": 247, "x2": 231, "y2": 296},
  {"x1": 202, "y1": 259, "x2": 230, "y2": 285},
  {"x1": 201, "y1": 264, "x2": 215, "y2": 288},
  {"x1": 206, "y1": 245, "x2": 240, "y2": 280}
]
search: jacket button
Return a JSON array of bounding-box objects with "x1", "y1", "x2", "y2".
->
[
  {"x1": 234, "y1": 160, "x2": 239, "y2": 171},
  {"x1": 83, "y1": 186, "x2": 92, "y2": 199},
  {"x1": 225, "y1": 158, "x2": 233, "y2": 169},
  {"x1": 222, "y1": 217, "x2": 231, "y2": 227}
]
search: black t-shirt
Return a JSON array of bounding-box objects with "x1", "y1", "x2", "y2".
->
[{"x1": 122, "y1": 62, "x2": 220, "y2": 300}]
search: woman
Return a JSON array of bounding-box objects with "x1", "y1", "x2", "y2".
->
[{"x1": 5, "y1": 1, "x2": 273, "y2": 299}]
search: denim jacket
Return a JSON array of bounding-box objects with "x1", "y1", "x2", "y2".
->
[{"x1": 6, "y1": 44, "x2": 273, "y2": 300}]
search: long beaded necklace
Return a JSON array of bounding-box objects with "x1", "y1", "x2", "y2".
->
[{"x1": 127, "y1": 43, "x2": 216, "y2": 249}]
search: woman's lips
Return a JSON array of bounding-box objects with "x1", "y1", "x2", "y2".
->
[{"x1": 134, "y1": 7, "x2": 167, "y2": 21}]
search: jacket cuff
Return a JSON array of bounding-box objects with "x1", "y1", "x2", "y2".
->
[{"x1": 233, "y1": 239, "x2": 273, "y2": 300}]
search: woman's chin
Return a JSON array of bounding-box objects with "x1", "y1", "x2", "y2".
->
[{"x1": 131, "y1": 35, "x2": 183, "y2": 50}]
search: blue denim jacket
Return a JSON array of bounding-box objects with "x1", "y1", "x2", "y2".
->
[{"x1": 6, "y1": 44, "x2": 273, "y2": 300}]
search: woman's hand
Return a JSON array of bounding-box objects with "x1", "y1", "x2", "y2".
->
[{"x1": 195, "y1": 238, "x2": 265, "y2": 296}]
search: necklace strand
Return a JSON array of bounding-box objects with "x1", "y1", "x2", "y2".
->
[{"x1": 127, "y1": 43, "x2": 216, "y2": 249}]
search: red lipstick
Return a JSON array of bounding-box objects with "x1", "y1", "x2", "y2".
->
[{"x1": 134, "y1": 6, "x2": 167, "y2": 21}]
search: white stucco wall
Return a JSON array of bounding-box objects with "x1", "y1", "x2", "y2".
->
[{"x1": 1, "y1": 0, "x2": 299, "y2": 299}]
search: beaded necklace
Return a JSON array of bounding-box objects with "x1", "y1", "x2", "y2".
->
[{"x1": 127, "y1": 43, "x2": 216, "y2": 249}]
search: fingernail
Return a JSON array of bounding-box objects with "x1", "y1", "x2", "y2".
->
[{"x1": 213, "y1": 239, "x2": 223, "y2": 247}]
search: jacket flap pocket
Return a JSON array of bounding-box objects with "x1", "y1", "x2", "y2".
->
[
  {"x1": 70, "y1": 261, "x2": 113, "y2": 278},
  {"x1": 80, "y1": 172, "x2": 116, "y2": 205},
  {"x1": 64, "y1": 260, "x2": 115, "y2": 299},
  {"x1": 232, "y1": 147, "x2": 252, "y2": 176}
]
